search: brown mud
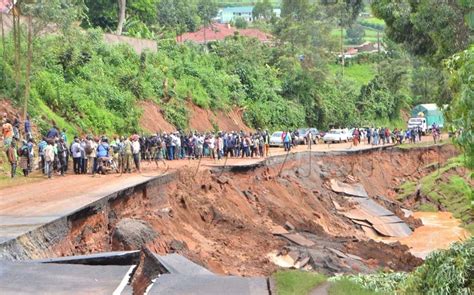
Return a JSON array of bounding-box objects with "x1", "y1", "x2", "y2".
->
[
  {"x1": 139, "y1": 100, "x2": 251, "y2": 133},
  {"x1": 37, "y1": 145, "x2": 461, "y2": 277}
]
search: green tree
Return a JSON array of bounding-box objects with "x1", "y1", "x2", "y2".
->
[
  {"x1": 410, "y1": 61, "x2": 452, "y2": 105},
  {"x1": 197, "y1": 0, "x2": 217, "y2": 42},
  {"x1": 233, "y1": 17, "x2": 248, "y2": 29},
  {"x1": 371, "y1": 0, "x2": 472, "y2": 64},
  {"x1": 444, "y1": 46, "x2": 474, "y2": 169},
  {"x1": 253, "y1": 0, "x2": 273, "y2": 20},
  {"x1": 281, "y1": 0, "x2": 310, "y2": 20},
  {"x1": 83, "y1": 0, "x2": 118, "y2": 30},
  {"x1": 346, "y1": 24, "x2": 364, "y2": 44}
]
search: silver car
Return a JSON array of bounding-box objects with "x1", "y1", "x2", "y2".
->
[{"x1": 269, "y1": 131, "x2": 284, "y2": 147}]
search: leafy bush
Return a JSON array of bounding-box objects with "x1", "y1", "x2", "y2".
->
[
  {"x1": 401, "y1": 238, "x2": 474, "y2": 295},
  {"x1": 332, "y1": 238, "x2": 474, "y2": 295},
  {"x1": 330, "y1": 272, "x2": 408, "y2": 294}
]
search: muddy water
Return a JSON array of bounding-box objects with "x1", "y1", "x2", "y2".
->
[{"x1": 386, "y1": 212, "x2": 470, "y2": 259}]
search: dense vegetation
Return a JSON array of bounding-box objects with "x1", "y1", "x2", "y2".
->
[
  {"x1": 331, "y1": 238, "x2": 474, "y2": 295},
  {"x1": 0, "y1": 0, "x2": 472, "y2": 145}
]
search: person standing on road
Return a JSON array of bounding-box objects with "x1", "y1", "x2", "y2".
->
[
  {"x1": 352, "y1": 128, "x2": 360, "y2": 146},
  {"x1": 7, "y1": 140, "x2": 18, "y2": 178},
  {"x1": 71, "y1": 137, "x2": 82, "y2": 175},
  {"x1": 97, "y1": 138, "x2": 110, "y2": 174},
  {"x1": 26, "y1": 138, "x2": 34, "y2": 173},
  {"x1": 57, "y1": 138, "x2": 68, "y2": 176},
  {"x1": 44, "y1": 140, "x2": 55, "y2": 179},
  {"x1": 84, "y1": 136, "x2": 94, "y2": 173},
  {"x1": 121, "y1": 137, "x2": 133, "y2": 173},
  {"x1": 38, "y1": 137, "x2": 47, "y2": 174},
  {"x1": 132, "y1": 137, "x2": 141, "y2": 173},
  {"x1": 379, "y1": 128, "x2": 385, "y2": 145},
  {"x1": 283, "y1": 130, "x2": 291, "y2": 152},
  {"x1": 373, "y1": 128, "x2": 379, "y2": 145},
  {"x1": 19, "y1": 140, "x2": 30, "y2": 177},
  {"x1": 2, "y1": 119, "x2": 14, "y2": 149},
  {"x1": 366, "y1": 128, "x2": 372, "y2": 145}
]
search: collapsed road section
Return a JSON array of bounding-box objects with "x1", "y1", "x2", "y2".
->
[
  {"x1": 1, "y1": 249, "x2": 269, "y2": 295},
  {"x1": 0, "y1": 144, "x2": 460, "y2": 293}
]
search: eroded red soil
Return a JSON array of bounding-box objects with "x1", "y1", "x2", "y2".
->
[{"x1": 46, "y1": 145, "x2": 459, "y2": 277}]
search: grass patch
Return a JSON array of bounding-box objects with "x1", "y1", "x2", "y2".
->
[
  {"x1": 398, "y1": 141, "x2": 447, "y2": 150},
  {"x1": 274, "y1": 270, "x2": 327, "y2": 295},
  {"x1": 397, "y1": 181, "x2": 417, "y2": 200},
  {"x1": 329, "y1": 63, "x2": 376, "y2": 89},
  {"x1": 396, "y1": 155, "x2": 473, "y2": 229},
  {"x1": 364, "y1": 17, "x2": 385, "y2": 26},
  {"x1": 463, "y1": 223, "x2": 474, "y2": 235},
  {"x1": 329, "y1": 278, "x2": 382, "y2": 295}
]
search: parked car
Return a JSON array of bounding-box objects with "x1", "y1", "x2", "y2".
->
[
  {"x1": 269, "y1": 131, "x2": 284, "y2": 147},
  {"x1": 322, "y1": 129, "x2": 350, "y2": 143},
  {"x1": 294, "y1": 128, "x2": 321, "y2": 144}
]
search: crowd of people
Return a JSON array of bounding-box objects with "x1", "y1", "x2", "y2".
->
[
  {"x1": 351, "y1": 125, "x2": 441, "y2": 146},
  {"x1": 2, "y1": 112, "x2": 442, "y2": 179},
  {"x1": 2, "y1": 113, "x2": 275, "y2": 179}
]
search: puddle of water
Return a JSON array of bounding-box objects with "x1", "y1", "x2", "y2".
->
[{"x1": 384, "y1": 212, "x2": 470, "y2": 259}]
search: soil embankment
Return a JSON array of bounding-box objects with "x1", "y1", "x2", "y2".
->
[
  {"x1": 139, "y1": 100, "x2": 251, "y2": 133},
  {"x1": 0, "y1": 145, "x2": 461, "y2": 277}
]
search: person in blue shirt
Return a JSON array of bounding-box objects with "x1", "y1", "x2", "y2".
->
[
  {"x1": 97, "y1": 138, "x2": 110, "y2": 159},
  {"x1": 38, "y1": 137, "x2": 48, "y2": 174},
  {"x1": 24, "y1": 115, "x2": 32, "y2": 141},
  {"x1": 61, "y1": 129, "x2": 68, "y2": 144},
  {"x1": 96, "y1": 138, "x2": 110, "y2": 174},
  {"x1": 46, "y1": 125, "x2": 59, "y2": 140}
]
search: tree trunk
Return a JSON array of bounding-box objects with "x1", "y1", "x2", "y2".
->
[
  {"x1": 24, "y1": 15, "x2": 32, "y2": 121},
  {"x1": 12, "y1": 8, "x2": 21, "y2": 99},
  {"x1": 1, "y1": 13, "x2": 5, "y2": 64},
  {"x1": 116, "y1": 0, "x2": 126, "y2": 35}
]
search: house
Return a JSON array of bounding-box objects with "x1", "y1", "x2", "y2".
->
[
  {"x1": 341, "y1": 42, "x2": 385, "y2": 58},
  {"x1": 177, "y1": 23, "x2": 272, "y2": 44},
  {"x1": 218, "y1": 6, "x2": 281, "y2": 23}
]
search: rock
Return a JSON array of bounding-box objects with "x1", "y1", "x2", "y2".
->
[
  {"x1": 112, "y1": 218, "x2": 158, "y2": 251},
  {"x1": 242, "y1": 190, "x2": 256, "y2": 202},
  {"x1": 284, "y1": 221, "x2": 296, "y2": 231},
  {"x1": 169, "y1": 239, "x2": 187, "y2": 252}
]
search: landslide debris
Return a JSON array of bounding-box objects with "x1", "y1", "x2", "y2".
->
[
  {"x1": 112, "y1": 218, "x2": 158, "y2": 251},
  {"x1": 47, "y1": 145, "x2": 456, "y2": 277}
]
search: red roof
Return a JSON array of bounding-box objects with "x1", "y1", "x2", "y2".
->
[
  {"x1": 177, "y1": 23, "x2": 272, "y2": 44},
  {"x1": 0, "y1": 0, "x2": 12, "y2": 13}
]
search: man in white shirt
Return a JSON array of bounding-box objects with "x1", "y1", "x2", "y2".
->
[{"x1": 132, "y1": 137, "x2": 141, "y2": 173}]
